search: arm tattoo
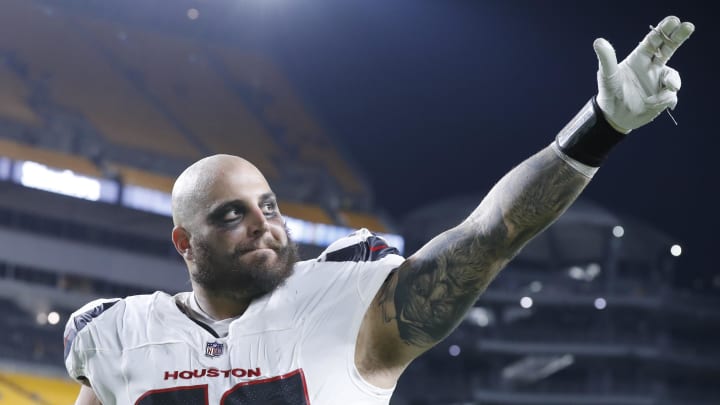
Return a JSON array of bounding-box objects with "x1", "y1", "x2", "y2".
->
[{"x1": 380, "y1": 146, "x2": 591, "y2": 348}]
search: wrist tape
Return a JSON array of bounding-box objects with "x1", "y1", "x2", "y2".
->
[{"x1": 555, "y1": 96, "x2": 626, "y2": 167}]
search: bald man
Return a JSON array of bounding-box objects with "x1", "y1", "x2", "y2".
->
[
  {"x1": 170, "y1": 155, "x2": 300, "y2": 319},
  {"x1": 64, "y1": 16, "x2": 693, "y2": 405}
]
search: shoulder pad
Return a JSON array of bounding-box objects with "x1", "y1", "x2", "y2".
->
[
  {"x1": 318, "y1": 228, "x2": 400, "y2": 262},
  {"x1": 63, "y1": 298, "x2": 121, "y2": 360}
]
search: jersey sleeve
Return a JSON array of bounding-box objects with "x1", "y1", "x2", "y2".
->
[
  {"x1": 317, "y1": 228, "x2": 405, "y2": 303},
  {"x1": 63, "y1": 297, "x2": 122, "y2": 383},
  {"x1": 317, "y1": 228, "x2": 402, "y2": 263}
]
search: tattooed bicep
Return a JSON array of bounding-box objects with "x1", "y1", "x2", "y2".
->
[
  {"x1": 378, "y1": 225, "x2": 509, "y2": 348},
  {"x1": 374, "y1": 146, "x2": 590, "y2": 352}
]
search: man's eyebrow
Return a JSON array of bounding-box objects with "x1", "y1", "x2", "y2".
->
[{"x1": 260, "y1": 192, "x2": 277, "y2": 201}]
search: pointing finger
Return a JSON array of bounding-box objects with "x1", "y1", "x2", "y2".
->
[{"x1": 593, "y1": 38, "x2": 618, "y2": 77}]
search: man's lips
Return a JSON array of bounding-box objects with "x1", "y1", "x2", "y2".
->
[
  {"x1": 243, "y1": 248, "x2": 273, "y2": 254},
  {"x1": 235, "y1": 244, "x2": 280, "y2": 255}
]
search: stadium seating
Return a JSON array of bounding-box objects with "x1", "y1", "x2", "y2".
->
[
  {"x1": 83, "y1": 21, "x2": 282, "y2": 178},
  {"x1": 280, "y1": 200, "x2": 334, "y2": 225},
  {"x1": 211, "y1": 48, "x2": 365, "y2": 194},
  {"x1": 339, "y1": 209, "x2": 388, "y2": 233},
  {"x1": 0, "y1": 371, "x2": 78, "y2": 405},
  {"x1": 109, "y1": 163, "x2": 175, "y2": 192},
  {"x1": 0, "y1": 0, "x2": 374, "y2": 202},
  {"x1": 0, "y1": 1, "x2": 200, "y2": 160},
  {"x1": 0, "y1": 60, "x2": 40, "y2": 126},
  {"x1": 0, "y1": 138, "x2": 102, "y2": 177}
]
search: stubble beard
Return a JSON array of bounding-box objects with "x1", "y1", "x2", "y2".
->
[{"x1": 191, "y1": 230, "x2": 300, "y2": 302}]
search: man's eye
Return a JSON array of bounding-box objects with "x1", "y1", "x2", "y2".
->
[
  {"x1": 262, "y1": 201, "x2": 277, "y2": 215},
  {"x1": 223, "y1": 208, "x2": 242, "y2": 221}
]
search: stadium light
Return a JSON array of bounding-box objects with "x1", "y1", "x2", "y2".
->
[
  {"x1": 529, "y1": 281, "x2": 542, "y2": 293},
  {"x1": 48, "y1": 311, "x2": 60, "y2": 325},
  {"x1": 465, "y1": 307, "x2": 493, "y2": 327},
  {"x1": 448, "y1": 345, "x2": 461, "y2": 357},
  {"x1": 0, "y1": 157, "x2": 10, "y2": 179},
  {"x1": 520, "y1": 296, "x2": 533, "y2": 309},
  {"x1": 36, "y1": 312, "x2": 48, "y2": 325},
  {"x1": 568, "y1": 263, "x2": 602, "y2": 282},
  {"x1": 594, "y1": 297, "x2": 607, "y2": 310},
  {"x1": 19, "y1": 161, "x2": 101, "y2": 201},
  {"x1": 671, "y1": 244, "x2": 682, "y2": 257},
  {"x1": 122, "y1": 185, "x2": 173, "y2": 216},
  {"x1": 612, "y1": 225, "x2": 624, "y2": 238},
  {"x1": 568, "y1": 266, "x2": 584, "y2": 280},
  {"x1": 187, "y1": 8, "x2": 200, "y2": 20}
]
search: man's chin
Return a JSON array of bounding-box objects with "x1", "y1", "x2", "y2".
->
[{"x1": 193, "y1": 240, "x2": 300, "y2": 301}]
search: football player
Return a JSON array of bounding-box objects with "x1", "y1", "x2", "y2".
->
[{"x1": 66, "y1": 16, "x2": 694, "y2": 405}]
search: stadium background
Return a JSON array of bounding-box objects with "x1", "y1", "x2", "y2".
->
[{"x1": 0, "y1": 0, "x2": 717, "y2": 404}]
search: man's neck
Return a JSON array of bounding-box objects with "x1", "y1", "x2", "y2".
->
[{"x1": 192, "y1": 286, "x2": 252, "y2": 320}]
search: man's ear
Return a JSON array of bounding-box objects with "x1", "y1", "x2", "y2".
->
[{"x1": 172, "y1": 226, "x2": 193, "y2": 261}]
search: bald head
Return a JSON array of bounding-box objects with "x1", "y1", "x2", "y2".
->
[{"x1": 171, "y1": 155, "x2": 269, "y2": 229}]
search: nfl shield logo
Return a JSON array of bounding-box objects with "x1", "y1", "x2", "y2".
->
[{"x1": 205, "y1": 341, "x2": 224, "y2": 358}]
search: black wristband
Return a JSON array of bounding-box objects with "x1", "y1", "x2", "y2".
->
[{"x1": 555, "y1": 96, "x2": 626, "y2": 167}]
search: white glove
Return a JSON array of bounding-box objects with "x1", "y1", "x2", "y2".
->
[{"x1": 593, "y1": 16, "x2": 695, "y2": 133}]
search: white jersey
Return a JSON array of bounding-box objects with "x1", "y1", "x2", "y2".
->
[{"x1": 64, "y1": 229, "x2": 404, "y2": 405}]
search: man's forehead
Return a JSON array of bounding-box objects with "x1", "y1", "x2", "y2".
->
[
  {"x1": 178, "y1": 155, "x2": 262, "y2": 186},
  {"x1": 205, "y1": 172, "x2": 272, "y2": 201},
  {"x1": 199, "y1": 161, "x2": 272, "y2": 201},
  {"x1": 172, "y1": 155, "x2": 272, "y2": 220}
]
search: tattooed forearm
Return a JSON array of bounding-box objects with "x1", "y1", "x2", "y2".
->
[{"x1": 384, "y1": 146, "x2": 591, "y2": 348}]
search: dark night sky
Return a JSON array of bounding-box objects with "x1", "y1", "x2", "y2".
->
[
  {"x1": 251, "y1": 0, "x2": 717, "y2": 282},
  {"x1": 58, "y1": 0, "x2": 719, "y2": 284}
]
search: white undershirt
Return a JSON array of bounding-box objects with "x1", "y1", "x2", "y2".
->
[{"x1": 176, "y1": 292, "x2": 239, "y2": 338}]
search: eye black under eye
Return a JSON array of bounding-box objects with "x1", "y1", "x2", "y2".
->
[
  {"x1": 212, "y1": 206, "x2": 243, "y2": 223},
  {"x1": 263, "y1": 201, "x2": 277, "y2": 210},
  {"x1": 262, "y1": 201, "x2": 278, "y2": 215},
  {"x1": 222, "y1": 209, "x2": 241, "y2": 221}
]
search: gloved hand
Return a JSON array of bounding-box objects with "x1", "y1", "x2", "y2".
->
[{"x1": 593, "y1": 16, "x2": 695, "y2": 133}]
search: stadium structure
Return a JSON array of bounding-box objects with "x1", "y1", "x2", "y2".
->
[{"x1": 0, "y1": 1, "x2": 717, "y2": 404}]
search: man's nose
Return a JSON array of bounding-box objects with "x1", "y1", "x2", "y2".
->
[{"x1": 246, "y1": 206, "x2": 269, "y2": 237}]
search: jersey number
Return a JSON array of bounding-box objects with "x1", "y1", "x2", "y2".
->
[{"x1": 135, "y1": 369, "x2": 310, "y2": 405}]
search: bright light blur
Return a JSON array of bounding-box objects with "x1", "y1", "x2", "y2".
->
[
  {"x1": 20, "y1": 161, "x2": 101, "y2": 201},
  {"x1": 448, "y1": 345, "x2": 461, "y2": 357},
  {"x1": 36, "y1": 312, "x2": 47, "y2": 325},
  {"x1": 48, "y1": 311, "x2": 60, "y2": 325},
  {"x1": 187, "y1": 8, "x2": 200, "y2": 20},
  {"x1": 568, "y1": 263, "x2": 602, "y2": 282},
  {"x1": 284, "y1": 217, "x2": 405, "y2": 254},
  {"x1": 586, "y1": 263, "x2": 601, "y2": 278},
  {"x1": 568, "y1": 266, "x2": 584, "y2": 280},
  {"x1": 529, "y1": 281, "x2": 542, "y2": 293},
  {"x1": 122, "y1": 185, "x2": 173, "y2": 216},
  {"x1": 465, "y1": 307, "x2": 492, "y2": 327},
  {"x1": 594, "y1": 297, "x2": 607, "y2": 310},
  {"x1": 612, "y1": 225, "x2": 624, "y2": 238},
  {"x1": 520, "y1": 296, "x2": 533, "y2": 309},
  {"x1": 671, "y1": 244, "x2": 682, "y2": 257}
]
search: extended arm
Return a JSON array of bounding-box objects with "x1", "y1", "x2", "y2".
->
[
  {"x1": 355, "y1": 144, "x2": 590, "y2": 386},
  {"x1": 355, "y1": 16, "x2": 694, "y2": 387},
  {"x1": 385, "y1": 144, "x2": 589, "y2": 346}
]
